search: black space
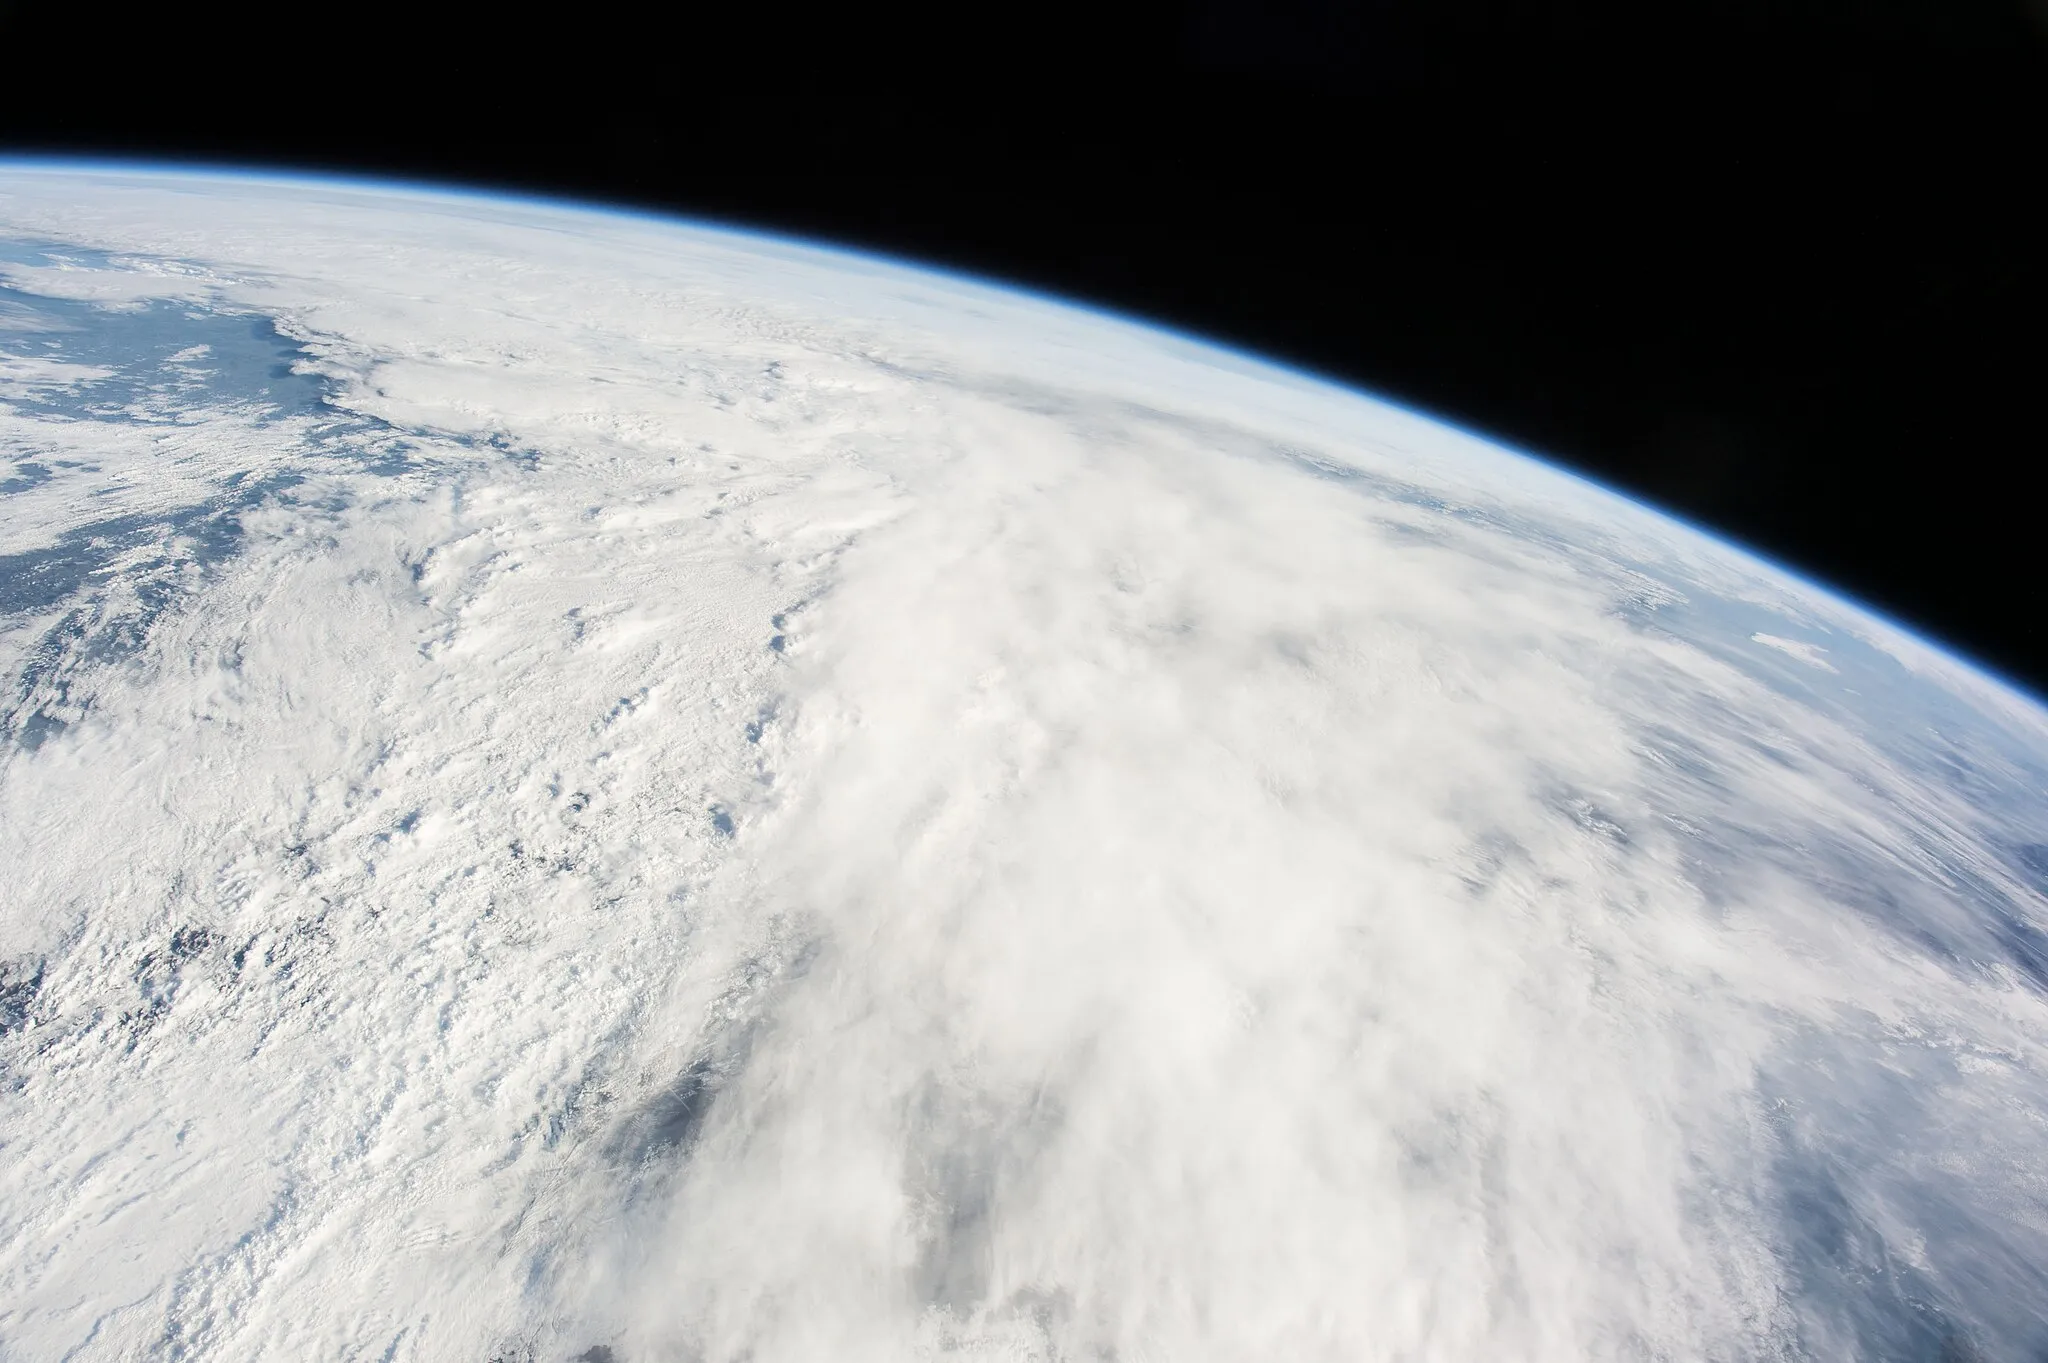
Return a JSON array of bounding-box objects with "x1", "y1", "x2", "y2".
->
[{"x1": 4, "y1": 0, "x2": 2044, "y2": 691}]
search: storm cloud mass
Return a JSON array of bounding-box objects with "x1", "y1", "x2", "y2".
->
[{"x1": 2, "y1": 168, "x2": 2047, "y2": 1363}]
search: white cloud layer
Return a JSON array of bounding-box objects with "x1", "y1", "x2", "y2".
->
[
  {"x1": 1751, "y1": 632, "x2": 1838, "y2": 672},
  {"x1": 1, "y1": 167, "x2": 2046, "y2": 1363}
]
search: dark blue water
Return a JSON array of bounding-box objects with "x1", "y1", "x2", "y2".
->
[
  {"x1": 0, "y1": 237, "x2": 411, "y2": 747},
  {"x1": 0, "y1": 239, "x2": 333, "y2": 426}
]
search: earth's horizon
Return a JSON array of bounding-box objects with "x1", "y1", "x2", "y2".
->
[{"x1": 2, "y1": 164, "x2": 2046, "y2": 1363}]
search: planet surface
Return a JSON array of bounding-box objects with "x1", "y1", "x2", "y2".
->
[{"x1": 2, "y1": 165, "x2": 2046, "y2": 1363}]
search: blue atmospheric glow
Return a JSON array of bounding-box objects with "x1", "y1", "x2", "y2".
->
[{"x1": 3, "y1": 155, "x2": 2020, "y2": 709}]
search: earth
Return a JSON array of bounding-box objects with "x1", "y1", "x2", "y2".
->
[{"x1": 1, "y1": 165, "x2": 2046, "y2": 1363}]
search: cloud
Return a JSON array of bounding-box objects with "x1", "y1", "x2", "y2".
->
[
  {"x1": 0, "y1": 351, "x2": 115, "y2": 398},
  {"x1": 1, "y1": 168, "x2": 2045, "y2": 1363},
  {"x1": 1751, "y1": 631, "x2": 1839, "y2": 672}
]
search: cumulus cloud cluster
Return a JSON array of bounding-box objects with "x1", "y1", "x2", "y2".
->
[{"x1": 1, "y1": 168, "x2": 2045, "y2": 1363}]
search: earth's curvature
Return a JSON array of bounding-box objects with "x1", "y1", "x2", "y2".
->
[{"x1": 1, "y1": 165, "x2": 2046, "y2": 1363}]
